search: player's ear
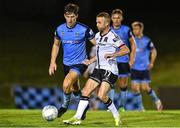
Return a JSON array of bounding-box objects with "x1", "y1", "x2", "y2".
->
[
  {"x1": 76, "y1": 14, "x2": 78, "y2": 19},
  {"x1": 121, "y1": 15, "x2": 124, "y2": 21},
  {"x1": 111, "y1": 15, "x2": 113, "y2": 20},
  {"x1": 64, "y1": 14, "x2": 66, "y2": 18},
  {"x1": 105, "y1": 21, "x2": 109, "y2": 27}
]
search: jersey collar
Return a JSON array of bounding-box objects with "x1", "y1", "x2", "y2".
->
[
  {"x1": 111, "y1": 24, "x2": 122, "y2": 30},
  {"x1": 66, "y1": 22, "x2": 77, "y2": 29},
  {"x1": 100, "y1": 28, "x2": 111, "y2": 37}
]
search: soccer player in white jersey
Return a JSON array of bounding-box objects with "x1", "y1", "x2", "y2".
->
[
  {"x1": 83, "y1": 46, "x2": 115, "y2": 110},
  {"x1": 63, "y1": 12, "x2": 129, "y2": 127}
]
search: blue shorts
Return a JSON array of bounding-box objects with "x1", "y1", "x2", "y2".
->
[
  {"x1": 131, "y1": 69, "x2": 151, "y2": 84},
  {"x1": 63, "y1": 64, "x2": 87, "y2": 76},
  {"x1": 117, "y1": 62, "x2": 130, "y2": 78}
]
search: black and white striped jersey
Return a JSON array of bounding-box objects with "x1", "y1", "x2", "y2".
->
[{"x1": 95, "y1": 29, "x2": 125, "y2": 75}]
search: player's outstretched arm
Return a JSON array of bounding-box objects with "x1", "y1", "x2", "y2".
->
[
  {"x1": 83, "y1": 56, "x2": 97, "y2": 66},
  {"x1": 104, "y1": 45, "x2": 130, "y2": 59},
  {"x1": 49, "y1": 38, "x2": 61, "y2": 76}
]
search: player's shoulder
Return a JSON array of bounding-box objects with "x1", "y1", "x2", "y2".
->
[
  {"x1": 95, "y1": 29, "x2": 120, "y2": 38},
  {"x1": 109, "y1": 30, "x2": 123, "y2": 43},
  {"x1": 95, "y1": 30, "x2": 117, "y2": 38},
  {"x1": 76, "y1": 22, "x2": 91, "y2": 30},
  {"x1": 95, "y1": 32, "x2": 100, "y2": 38},
  {"x1": 56, "y1": 23, "x2": 66, "y2": 30},
  {"x1": 109, "y1": 29, "x2": 119, "y2": 38},
  {"x1": 142, "y1": 35, "x2": 151, "y2": 41},
  {"x1": 121, "y1": 25, "x2": 131, "y2": 31}
]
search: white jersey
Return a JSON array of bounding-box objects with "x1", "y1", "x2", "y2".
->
[{"x1": 95, "y1": 29, "x2": 125, "y2": 75}]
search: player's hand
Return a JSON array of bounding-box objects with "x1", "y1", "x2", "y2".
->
[
  {"x1": 129, "y1": 59, "x2": 134, "y2": 67},
  {"x1": 104, "y1": 54, "x2": 115, "y2": 60},
  {"x1": 82, "y1": 59, "x2": 91, "y2": 65},
  {"x1": 49, "y1": 62, "x2": 57, "y2": 76},
  {"x1": 148, "y1": 63, "x2": 154, "y2": 70}
]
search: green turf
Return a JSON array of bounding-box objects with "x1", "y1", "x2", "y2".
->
[{"x1": 0, "y1": 110, "x2": 180, "y2": 127}]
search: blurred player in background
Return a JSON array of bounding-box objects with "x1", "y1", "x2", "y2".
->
[
  {"x1": 49, "y1": 3, "x2": 95, "y2": 119},
  {"x1": 63, "y1": 12, "x2": 129, "y2": 126},
  {"x1": 131, "y1": 21, "x2": 163, "y2": 111},
  {"x1": 111, "y1": 9, "x2": 136, "y2": 111}
]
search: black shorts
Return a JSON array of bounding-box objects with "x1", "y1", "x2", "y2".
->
[
  {"x1": 63, "y1": 64, "x2": 87, "y2": 76},
  {"x1": 117, "y1": 62, "x2": 130, "y2": 77},
  {"x1": 131, "y1": 69, "x2": 151, "y2": 83},
  {"x1": 89, "y1": 69, "x2": 118, "y2": 88}
]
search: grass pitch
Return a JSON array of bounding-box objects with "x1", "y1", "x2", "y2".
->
[{"x1": 0, "y1": 110, "x2": 180, "y2": 127}]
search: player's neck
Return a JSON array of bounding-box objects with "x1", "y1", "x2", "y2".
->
[
  {"x1": 136, "y1": 34, "x2": 143, "y2": 38},
  {"x1": 100, "y1": 27, "x2": 110, "y2": 37},
  {"x1": 112, "y1": 24, "x2": 121, "y2": 29},
  {"x1": 66, "y1": 22, "x2": 77, "y2": 29}
]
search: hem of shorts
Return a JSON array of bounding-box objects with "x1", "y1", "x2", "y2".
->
[
  {"x1": 131, "y1": 80, "x2": 151, "y2": 84},
  {"x1": 89, "y1": 76, "x2": 101, "y2": 84},
  {"x1": 118, "y1": 74, "x2": 130, "y2": 78},
  {"x1": 102, "y1": 79, "x2": 113, "y2": 88},
  {"x1": 70, "y1": 69, "x2": 81, "y2": 76}
]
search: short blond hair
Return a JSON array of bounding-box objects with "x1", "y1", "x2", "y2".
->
[
  {"x1": 132, "y1": 21, "x2": 144, "y2": 30},
  {"x1": 111, "y1": 9, "x2": 123, "y2": 16},
  {"x1": 97, "y1": 12, "x2": 110, "y2": 24}
]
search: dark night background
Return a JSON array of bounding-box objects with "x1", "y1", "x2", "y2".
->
[
  {"x1": 0, "y1": 0, "x2": 179, "y2": 57},
  {"x1": 0, "y1": 0, "x2": 180, "y2": 108}
]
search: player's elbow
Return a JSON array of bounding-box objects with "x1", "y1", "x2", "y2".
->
[
  {"x1": 124, "y1": 45, "x2": 130, "y2": 55},
  {"x1": 154, "y1": 48, "x2": 157, "y2": 57},
  {"x1": 118, "y1": 45, "x2": 130, "y2": 57},
  {"x1": 132, "y1": 43, "x2": 136, "y2": 53},
  {"x1": 151, "y1": 48, "x2": 157, "y2": 57}
]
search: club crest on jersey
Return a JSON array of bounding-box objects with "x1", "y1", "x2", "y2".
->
[
  {"x1": 75, "y1": 32, "x2": 79, "y2": 37},
  {"x1": 61, "y1": 31, "x2": 65, "y2": 36}
]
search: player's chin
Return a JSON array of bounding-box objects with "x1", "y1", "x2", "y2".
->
[{"x1": 97, "y1": 27, "x2": 103, "y2": 32}]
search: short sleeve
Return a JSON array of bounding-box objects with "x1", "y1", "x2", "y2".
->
[
  {"x1": 113, "y1": 35, "x2": 125, "y2": 48},
  {"x1": 128, "y1": 29, "x2": 134, "y2": 39},
  {"x1": 148, "y1": 40, "x2": 155, "y2": 50},
  {"x1": 85, "y1": 28, "x2": 95, "y2": 40}
]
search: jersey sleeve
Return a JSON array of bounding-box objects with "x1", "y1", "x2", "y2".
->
[
  {"x1": 128, "y1": 29, "x2": 134, "y2": 39},
  {"x1": 85, "y1": 27, "x2": 95, "y2": 40},
  {"x1": 54, "y1": 29, "x2": 61, "y2": 40},
  {"x1": 148, "y1": 40, "x2": 155, "y2": 50},
  {"x1": 113, "y1": 35, "x2": 125, "y2": 48}
]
